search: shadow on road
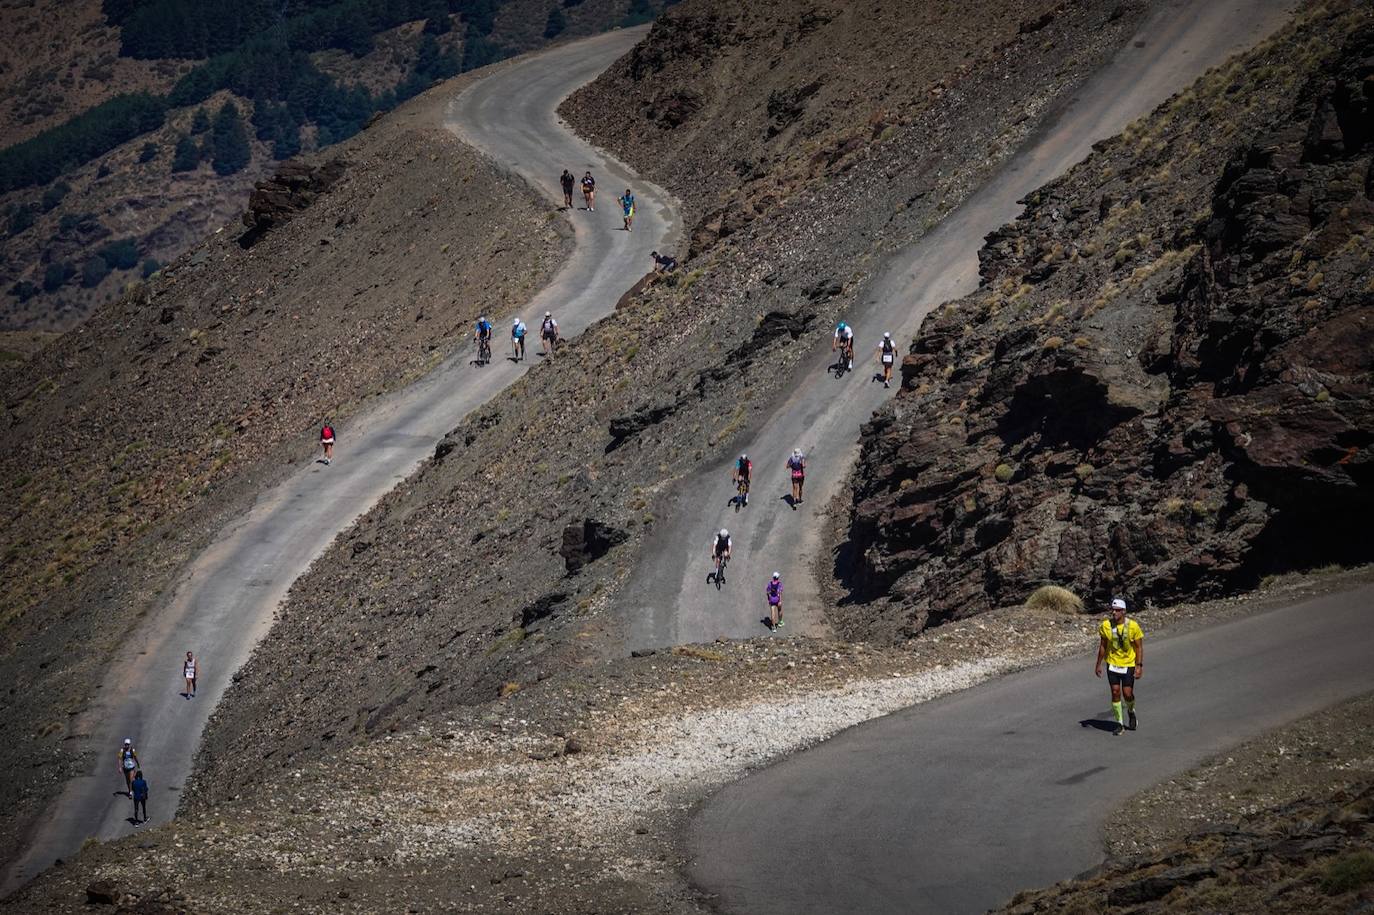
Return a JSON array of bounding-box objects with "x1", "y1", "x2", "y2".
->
[{"x1": 1079, "y1": 718, "x2": 1122, "y2": 733}]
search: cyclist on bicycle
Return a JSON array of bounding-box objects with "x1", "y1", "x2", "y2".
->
[
  {"x1": 833, "y1": 321, "x2": 855, "y2": 371},
  {"x1": 733, "y1": 453, "x2": 752, "y2": 506},
  {"x1": 474, "y1": 315, "x2": 493, "y2": 363},
  {"x1": 711, "y1": 528, "x2": 732, "y2": 577}
]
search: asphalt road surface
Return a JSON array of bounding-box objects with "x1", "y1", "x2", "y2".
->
[
  {"x1": 2, "y1": 27, "x2": 677, "y2": 894},
  {"x1": 619, "y1": 0, "x2": 1299, "y2": 650},
  {"x1": 691, "y1": 584, "x2": 1374, "y2": 914}
]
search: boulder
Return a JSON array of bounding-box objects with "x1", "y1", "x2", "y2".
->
[{"x1": 560, "y1": 520, "x2": 629, "y2": 574}]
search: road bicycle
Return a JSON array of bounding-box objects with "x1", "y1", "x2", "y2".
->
[
  {"x1": 831, "y1": 340, "x2": 854, "y2": 378},
  {"x1": 734, "y1": 475, "x2": 750, "y2": 509},
  {"x1": 711, "y1": 552, "x2": 728, "y2": 589},
  {"x1": 477, "y1": 335, "x2": 492, "y2": 365}
]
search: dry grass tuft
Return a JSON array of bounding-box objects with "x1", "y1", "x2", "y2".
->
[{"x1": 1025, "y1": 585, "x2": 1083, "y2": 615}]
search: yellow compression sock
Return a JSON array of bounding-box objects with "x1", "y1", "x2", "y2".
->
[{"x1": 1112, "y1": 701, "x2": 1123, "y2": 724}]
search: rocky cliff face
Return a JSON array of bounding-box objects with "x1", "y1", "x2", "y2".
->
[{"x1": 841, "y1": 6, "x2": 1373, "y2": 640}]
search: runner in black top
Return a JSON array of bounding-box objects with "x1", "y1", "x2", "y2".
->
[
  {"x1": 559, "y1": 169, "x2": 575, "y2": 209},
  {"x1": 581, "y1": 172, "x2": 596, "y2": 210}
]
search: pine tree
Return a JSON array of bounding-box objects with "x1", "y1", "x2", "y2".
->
[
  {"x1": 190, "y1": 107, "x2": 212, "y2": 134},
  {"x1": 171, "y1": 134, "x2": 201, "y2": 172},
  {"x1": 210, "y1": 101, "x2": 252, "y2": 176},
  {"x1": 544, "y1": 7, "x2": 566, "y2": 38}
]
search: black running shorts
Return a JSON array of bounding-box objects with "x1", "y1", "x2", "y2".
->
[{"x1": 1106, "y1": 667, "x2": 1135, "y2": 687}]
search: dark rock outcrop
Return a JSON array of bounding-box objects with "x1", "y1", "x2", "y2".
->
[
  {"x1": 240, "y1": 158, "x2": 348, "y2": 247},
  {"x1": 843, "y1": 20, "x2": 1374, "y2": 639},
  {"x1": 559, "y1": 519, "x2": 629, "y2": 574}
]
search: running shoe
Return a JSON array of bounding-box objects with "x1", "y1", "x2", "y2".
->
[{"x1": 1128, "y1": 710, "x2": 1138, "y2": 731}]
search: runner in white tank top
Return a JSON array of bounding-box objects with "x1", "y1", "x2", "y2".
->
[{"x1": 183, "y1": 650, "x2": 198, "y2": 699}]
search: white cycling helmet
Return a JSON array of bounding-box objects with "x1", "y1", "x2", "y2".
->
[
  {"x1": 772, "y1": 571, "x2": 781, "y2": 580},
  {"x1": 545, "y1": 311, "x2": 552, "y2": 317},
  {"x1": 720, "y1": 528, "x2": 729, "y2": 538},
  {"x1": 883, "y1": 331, "x2": 891, "y2": 339},
  {"x1": 123, "y1": 738, "x2": 132, "y2": 745},
  {"x1": 513, "y1": 317, "x2": 520, "y2": 325},
  {"x1": 740, "y1": 452, "x2": 748, "y2": 460}
]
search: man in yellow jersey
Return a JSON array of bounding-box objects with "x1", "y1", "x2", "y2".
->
[{"x1": 1094, "y1": 597, "x2": 1143, "y2": 736}]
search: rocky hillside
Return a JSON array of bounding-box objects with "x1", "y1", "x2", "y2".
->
[
  {"x1": 189, "y1": 0, "x2": 1149, "y2": 804},
  {"x1": 0, "y1": 0, "x2": 185, "y2": 144},
  {"x1": 839, "y1": 2, "x2": 1374, "y2": 640},
  {"x1": 0, "y1": 80, "x2": 565, "y2": 868},
  {"x1": 561, "y1": 0, "x2": 1081, "y2": 249},
  {"x1": 0, "y1": 0, "x2": 669, "y2": 332}
]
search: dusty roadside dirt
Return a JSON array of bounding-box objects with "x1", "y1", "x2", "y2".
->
[
  {"x1": 0, "y1": 72, "x2": 567, "y2": 877},
  {"x1": 6, "y1": 567, "x2": 1370, "y2": 912}
]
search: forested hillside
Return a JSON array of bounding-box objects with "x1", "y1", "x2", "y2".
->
[{"x1": 0, "y1": 0, "x2": 676, "y2": 332}]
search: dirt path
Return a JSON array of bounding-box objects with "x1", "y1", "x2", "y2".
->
[{"x1": 1, "y1": 29, "x2": 679, "y2": 896}]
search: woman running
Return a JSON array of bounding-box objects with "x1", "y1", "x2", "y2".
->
[
  {"x1": 877, "y1": 332, "x2": 897, "y2": 388},
  {"x1": 183, "y1": 650, "x2": 198, "y2": 698},
  {"x1": 320, "y1": 422, "x2": 335, "y2": 465},
  {"x1": 787, "y1": 448, "x2": 806, "y2": 506},
  {"x1": 765, "y1": 572, "x2": 784, "y2": 631},
  {"x1": 581, "y1": 171, "x2": 596, "y2": 210},
  {"x1": 118, "y1": 738, "x2": 139, "y2": 796}
]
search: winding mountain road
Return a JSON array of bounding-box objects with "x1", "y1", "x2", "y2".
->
[
  {"x1": 669, "y1": 0, "x2": 1370, "y2": 912},
  {"x1": 2, "y1": 27, "x2": 677, "y2": 895},
  {"x1": 621, "y1": 0, "x2": 1300, "y2": 649},
  {"x1": 692, "y1": 584, "x2": 1374, "y2": 914}
]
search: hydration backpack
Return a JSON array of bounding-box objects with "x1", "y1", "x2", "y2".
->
[{"x1": 321, "y1": 425, "x2": 334, "y2": 440}]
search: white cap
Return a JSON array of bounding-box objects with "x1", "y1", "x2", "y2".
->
[
  {"x1": 719, "y1": 528, "x2": 729, "y2": 537},
  {"x1": 772, "y1": 571, "x2": 781, "y2": 579},
  {"x1": 1111, "y1": 597, "x2": 1127, "y2": 610},
  {"x1": 513, "y1": 317, "x2": 520, "y2": 324}
]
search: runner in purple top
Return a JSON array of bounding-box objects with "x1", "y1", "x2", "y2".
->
[{"x1": 765, "y1": 572, "x2": 784, "y2": 632}]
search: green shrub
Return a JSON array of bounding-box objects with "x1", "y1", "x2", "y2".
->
[
  {"x1": 1323, "y1": 851, "x2": 1374, "y2": 895},
  {"x1": 81, "y1": 255, "x2": 111, "y2": 288},
  {"x1": 994, "y1": 463, "x2": 1014, "y2": 483},
  {"x1": 40, "y1": 181, "x2": 70, "y2": 212}
]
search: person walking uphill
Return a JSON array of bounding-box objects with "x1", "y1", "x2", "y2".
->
[
  {"x1": 320, "y1": 422, "x2": 335, "y2": 465},
  {"x1": 1095, "y1": 597, "x2": 1143, "y2": 736},
  {"x1": 183, "y1": 650, "x2": 198, "y2": 699},
  {"x1": 581, "y1": 171, "x2": 596, "y2": 210},
  {"x1": 118, "y1": 738, "x2": 139, "y2": 796},
  {"x1": 765, "y1": 572, "x2": 784, "y2": 631},
  {"x1": 619, "y1": 188, "x2": 636, "y2": 232},
  {"x1": 130, "y1": 770, "x2": 149, "y2": 825},
  {"x1": 560, "y1": 169, "x2": 575, "y2": 209},
  {"x1": 787, "y1": 449, "x2": 806, "y2": 507}
]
